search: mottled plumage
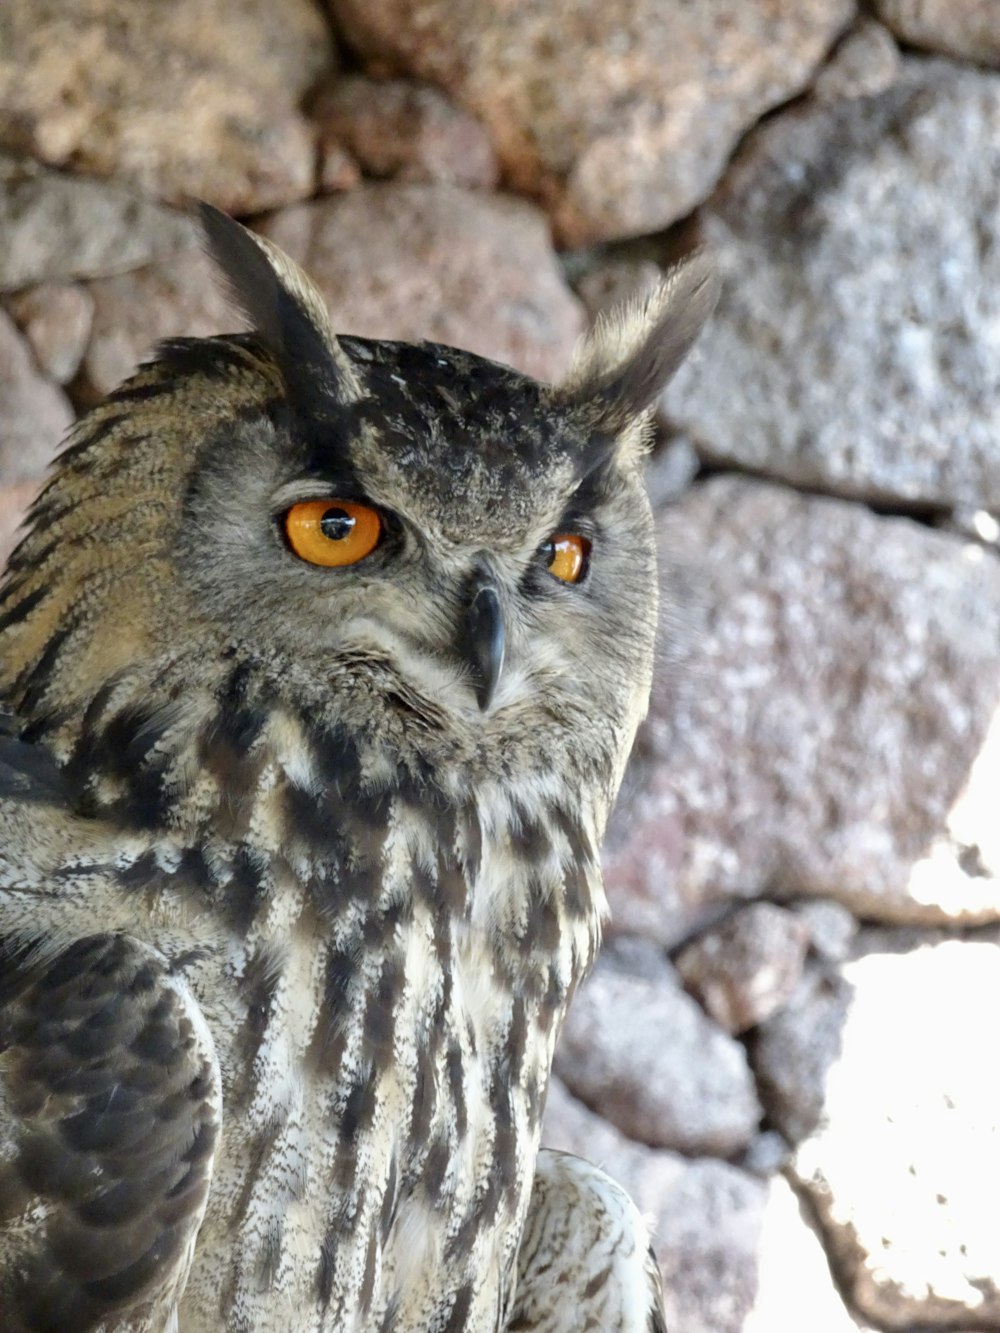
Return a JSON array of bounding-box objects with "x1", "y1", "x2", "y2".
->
[{"x1": 0, "y1": 207, "x2": 716, "y2": 1332}]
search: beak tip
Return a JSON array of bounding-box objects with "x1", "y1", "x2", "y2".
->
[{"x1": 466, "y1": 582, "x2": 506, "y2": 713}]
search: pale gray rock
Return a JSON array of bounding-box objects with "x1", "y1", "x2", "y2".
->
[
  {"x1": 257, "y1": 186, "x2": 584, "y2": 381},
  {"x1": 645, "y1": 436, "x2": 702, "y2": 507},
  {"x1": 675, "y1": 903, "x2": 809, "y2": 1034},
  {"x1": 0, "y1": 307, "x2": 73, "y2": 486},
  {"x1": 0, "y1": 157, "x2": 192, "y2": 291},
  {"x1": 0, "y1": 0, "x2": 331, "y2": 211},
  {"x1": 6, "y1": 283, "x2": 94, "y2": 384},
  {"x1": 329, "y1": 0, "x2": 855, "y2": 244},
  {"x1": 542, "y1": 1079, "x2": 768, "y2": 1333},
  {"x1": 751, "y1": 963, "x2": 853, "y2": 1144},
  {"x1": 666, "y1": 59, "x2": 1000, "y2": 510},
  {"x1": 794, "y1": 898, "x2": 859, "y2": 963},
  {"x1": 604, "y1": 476, "x2": 1000, "y2": 944},
  {"x1": 873, "y1": 0, "x2": 1000, "y2": 66},
  {"x1": 553, "y1": 951, "x2": 761, "y2": 1155},
  {"x1": 790, "y1": 938, "x2": 1000, "y2": 1326},
  {"x1": 813, "y1": 19, "x2": 901, "y2": 102}
]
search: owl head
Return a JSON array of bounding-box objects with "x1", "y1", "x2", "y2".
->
[{"x1": 0, "y1": 208, "x2": 716, "y2": 814}]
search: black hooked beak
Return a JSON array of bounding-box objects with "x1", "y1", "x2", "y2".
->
[{"x1": 463, "y1": 574, "x2": 506, "y2": 712}]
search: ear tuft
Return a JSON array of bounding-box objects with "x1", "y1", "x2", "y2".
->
[
  {"x1": 556, "y1": 252, "x2": 719, "y2": 432},
  {"x1": 198, "y1": 202, "x2": 364, "y2": 404}
]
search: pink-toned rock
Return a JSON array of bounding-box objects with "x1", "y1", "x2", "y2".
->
[
  {"x1": 313, "y1": 77, "x2": 498, "y2": 189},
  {"x1": 605, "y1": 476, "x2": 1000, "y2": 945},
  {"x1": 542, "y1": 1079, "x2": 768, "y2": 1333},
  {"x1": 0, "y1": 0, "x2": 332, "y2": 211},
  {"x1": 675, "y1": 902, "x2": 809, "y2": 1034},
  {"x1": 872, "y1": 0, "x2": 1000, "y2": 65},
  {"x1": 257, "y1": 186, "x2": 584, "y2": 381},
  {"x1": 80, "y1": 245, "x2": 234, "y2": 401},
  {"x1": 6, "y1": 283, "x2": 94, "y2": 384},
  {"x1": 0, "y1": 307, "x2": 73, "y2": 486},
  {"x1": 0, "y1": 480, "x2": 44, "y2": 571},
  {"x1": 553, "y1": 951, "x2": 761, "y2": 1155},
  {"x1": 666, "y1": 60, "x2": 1000, "y2": 511},
  {"x1": 329, "y1": 0, "x2": 855, "y2": 244}
]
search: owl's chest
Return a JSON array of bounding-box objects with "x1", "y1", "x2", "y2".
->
[{"x1": 181, "y1": 835, "x2": 600, "y2": 1333}]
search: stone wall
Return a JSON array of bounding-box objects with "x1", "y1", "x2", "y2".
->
[{"x1": 2, "y1": 3, "x2": 999, "y2": 1329}]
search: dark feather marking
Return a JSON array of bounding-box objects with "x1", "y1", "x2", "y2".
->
[
  {"x1": 445, "y1": 1282, "x2": 474, "y2": 1331},
  {"x1": 338, "y1": 1073, "x2": 377, "y2": 1145},
  {"x1": 359, "y1": 1227, "x2": 379, "y2": 1314},
  {"x1": 0, "y1": 582, "x2": 48, "y2": 637},
  {"x1": 1, "y1": 934, "x2": 218, "y2": 1331},
  {"x1": 445, "y1": 1039, "x2": 467, "y2": 1140},
  {"x1": 222, "y1": 842, "x2": 271, "y2": 932},
  {"x1": 422, "y1": 1134, "x2": 451, "y2": 1204},
  {"x1": 316, "y1": 1233, "x2": 336, "y2": 1310},
  {"x1": 0, "y1": 730, "x2": 67, "y2": 804},
  {"x1": 256, "y1": 1217, "x2": 283, "y2": 1294},
  {"x1": 408, "y1": 1049, "x2": 437, "y2": 1152},
  {"x1": 362, "y1": 955, "x2": 402, "y2": 1067},
  {"x1": 378, "y1": 1154, "x2": 398, "y2": 1245}
]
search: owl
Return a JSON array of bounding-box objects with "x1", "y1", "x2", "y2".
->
[{"x1": 0, "y1": 206, "x2": 716, "y2": 1332}]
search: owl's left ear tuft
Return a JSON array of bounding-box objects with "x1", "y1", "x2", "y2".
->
[
  {"x1": 555, "y1": 252, "x2": 719, "y2": 436},
  {"x1": 198, "y1": 202, "x2": 364, "y2": 404}
]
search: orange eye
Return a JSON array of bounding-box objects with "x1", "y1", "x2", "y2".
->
[
  {"x1": 283, "y1": 499, "x2": 382, "y2": 568},
  {"x1": 543, "y1": 532, "x2": 591, "y2": 584}
]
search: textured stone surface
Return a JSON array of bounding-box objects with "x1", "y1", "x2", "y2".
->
[
  {"x1": 675, "y1": 903, "x2": 809, "y2": 1034},
  {"x1": 313, "y1": 77, "x2": 498, "y2": 189},
  {"x1": 329, "y1": 0, "x2": 855, "y2": 244},
  {"x1": 813, "y1": 18, "x2": 901, "y2": 102},
  {"x1": 666, "y1": 59, "x2": 1000, "y2": 510},
  {"x1": 794, "y1": 899, "x2": 859, "y2": 963},
  {"x1": 542, "y1": 1079, "x2": 768, "y2": 1333},
  {"x1": 751, "y1": 963, "x2": 853, "y2": 1145},
  {"x1": 258, "y1": 186, "x2": 584, "y2": 381},
  {"x1": 0, "y1": 156, "x2": 192, "y2": 291},
  {"x1": 873, "y1": 0, "x2": 1000, "y2": 65},
  {"x1": 80, "y1": 246, "x2": 234, "y2": 401},
  {"x1": 604, "y1": 476, "x2": 1000, "y2": 945},
  {"x1": 6, "y1": 283, "x2": 94, "y2": 384},
  {"x1": 0, "y1": 307, "x2": 73, "y2": 487},
  {"x1": 791, "y1": 938, "x2": 1000, "y2": 1326},
  {"x1": 553, "y1": 951, "x2": 761, "y2": 1155},
  {"x1": 0, "y1": 0, "x2": 331, "y2": 211}
]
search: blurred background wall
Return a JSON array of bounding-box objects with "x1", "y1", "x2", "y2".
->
[{"x1": 2, "y1": 3, "x2": 1000, "y2": 1329}]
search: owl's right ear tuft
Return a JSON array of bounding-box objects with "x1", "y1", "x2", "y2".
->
[
  {"x1": 555, "y1": 252, "x2": 719, "y2": 436},
  {"x1": 198, "y1": 202, "x2": 364, "y2": 404}
]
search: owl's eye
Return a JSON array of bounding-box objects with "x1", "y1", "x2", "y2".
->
[
  {"x1": 283, "y1": 500, "x2": 382, "y2": 568},
  {"x1": 542, "y1": 532, "x2": 591, "y2": 584}
]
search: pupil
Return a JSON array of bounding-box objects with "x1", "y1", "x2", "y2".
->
[{"x1": 320, "y1": 508, "x2": 355, "y2": 541}]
